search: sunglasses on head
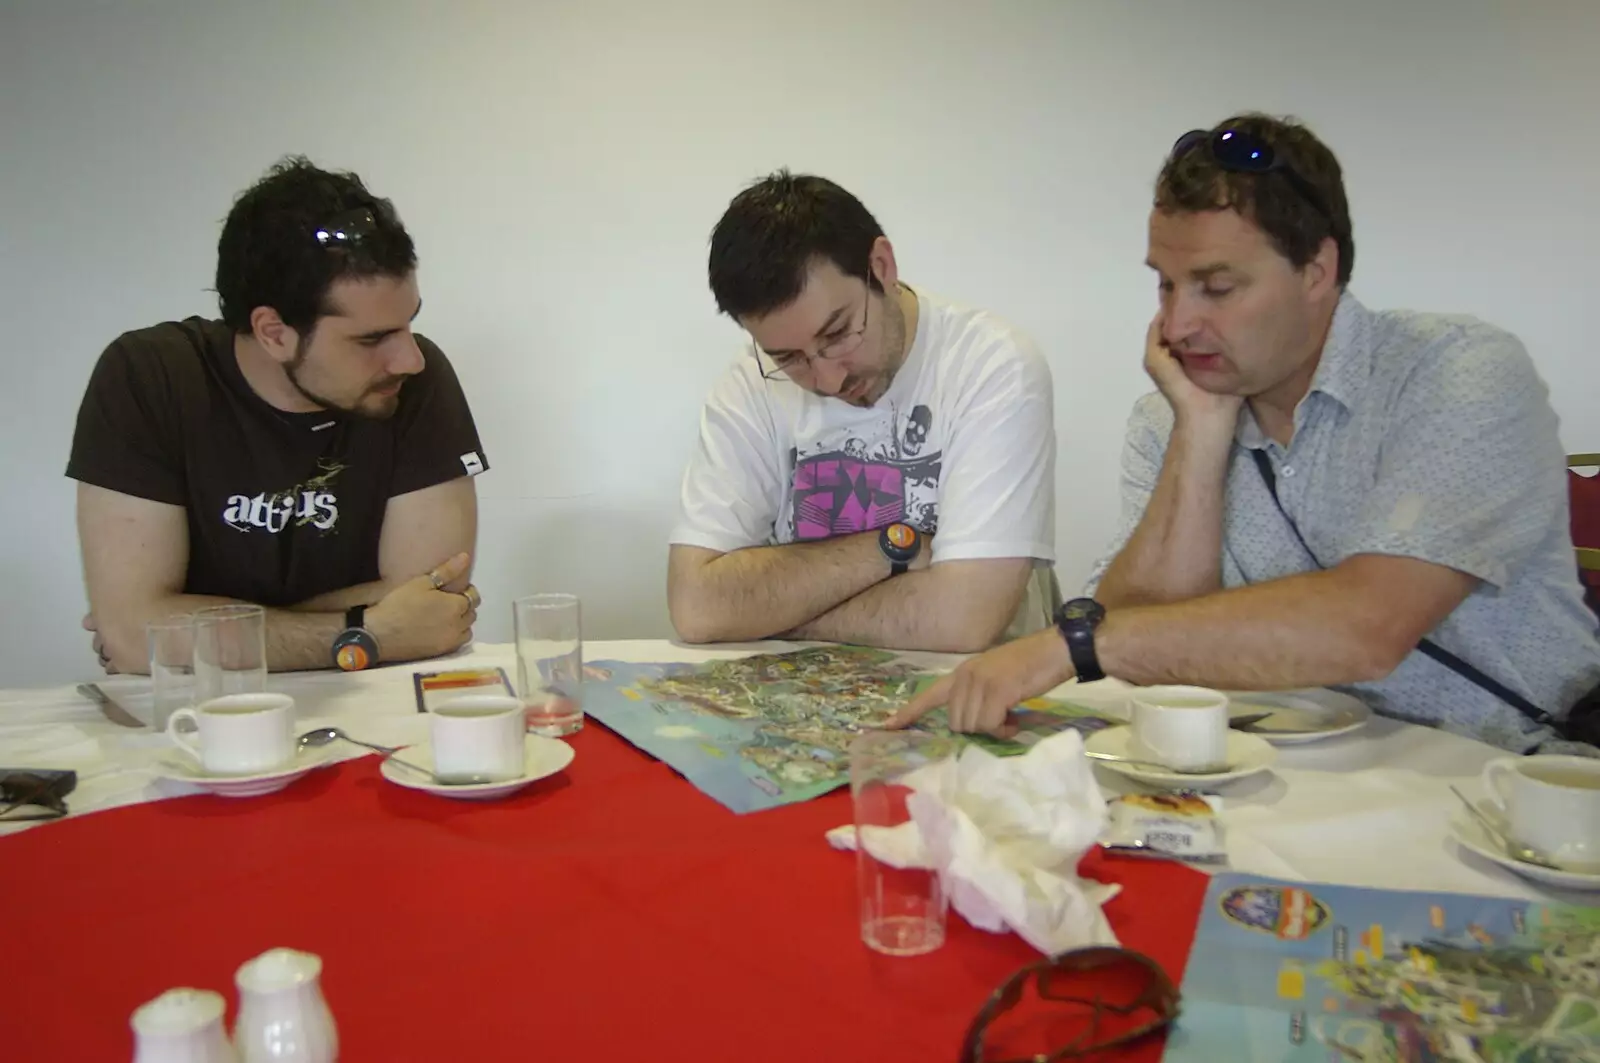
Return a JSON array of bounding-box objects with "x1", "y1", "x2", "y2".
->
[
  {"x1": 959, "y1": 946, "x2": 1180, "y2": 1062},
  {"x1": 1171, "y1": 127, "x2": 1332, "y2": 221},
  {"x1": 312, "y1": 207, "x2": 379, "y2": 250}
]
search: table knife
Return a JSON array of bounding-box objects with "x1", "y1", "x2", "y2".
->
[{"x1": 76, "y1": 683, "x2": 146, "y2": 729}]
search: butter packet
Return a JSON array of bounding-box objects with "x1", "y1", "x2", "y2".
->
[{"x1": 1101, "y1": 791, "x2": 1228, "y2": 864}]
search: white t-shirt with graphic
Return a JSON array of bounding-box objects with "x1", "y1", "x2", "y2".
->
[{"x1": 671, "y1": 287, "x2": 1058, "y2": 634}]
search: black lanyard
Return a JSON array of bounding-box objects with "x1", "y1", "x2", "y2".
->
[{"x1": 1246, "y1": 446, "x2": 1556, "y2": 729}]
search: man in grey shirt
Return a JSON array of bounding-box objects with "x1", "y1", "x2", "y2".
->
[{"x1": 891, "y1": 113, "x2": 1600, "y2": 753}]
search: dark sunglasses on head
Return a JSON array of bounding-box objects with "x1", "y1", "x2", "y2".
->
[
  {"x1": 1171, "y1": 127, "x2": 1332, "y2": 221},
  {"x1": 959, "y1": 946, "x2": 1180, "y2": 1062},
  {"x1": 313, "y1": 207, "x2": 380, "y2": 250}
]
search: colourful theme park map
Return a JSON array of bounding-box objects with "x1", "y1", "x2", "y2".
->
[
  {"x1": 1162, "y1": 873, "x2": 1600, "y2": 1063},
  {"x1": 582, "y1": 646, "x2": 1119, "y2": 813}
]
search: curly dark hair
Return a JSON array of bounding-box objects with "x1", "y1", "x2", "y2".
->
[
  {"x1": 708, "y1": 170, "x2": 885, "y2": 320},
  {"x1": 1156, "y1": 113, "x2": 1354, "y2": 286},
  {"x1": 215, "y1": 156, "x2": 416, "y2": 334}
]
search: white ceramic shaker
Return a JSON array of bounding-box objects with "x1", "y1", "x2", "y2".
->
[
  {"x1": 131, "y1": 987, "x2": 240, "y2": 1063},
  {"x1": 232, "y1": 948, "x2": 338, "y2": 1063}
]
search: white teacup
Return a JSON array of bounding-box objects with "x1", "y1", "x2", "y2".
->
[
  {"x1": 1129, "y1": 685, "x2": 1230, "y2": 773},
  {"x1": 430, "y1": 694, "x2": 526, "y2": 784},
  {"x1": 1482, "y1": 755, "x2": 1600, "y2": 872},
  {"x1": 166, "y1": 693, "x2": 295, "y2": 776}
]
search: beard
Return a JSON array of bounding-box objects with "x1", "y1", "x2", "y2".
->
[{"x1": 286, "y1": 338, "x2": 404, "y2": 421}]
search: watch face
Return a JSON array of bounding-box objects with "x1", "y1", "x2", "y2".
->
[
  {"x1": 335, "y1": 644, "x2": 370, "y2": 671},
  {"x1": 1062, "y1": 598, "x2": 1104, "y2": 624},
  {"x1": 884, "y1": 524, "x2": 916, "y2": 550},
  {"x1": 881, "y1": 523, "x2": 919, "y2": 563},
  {"x1": 334, "y1": 633, "x2": 375, "y2": 671}
]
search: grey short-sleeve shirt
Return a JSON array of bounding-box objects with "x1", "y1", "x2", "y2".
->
[{"x1": 1086, "y1": 292, "x2": 1600, "y2": 752}]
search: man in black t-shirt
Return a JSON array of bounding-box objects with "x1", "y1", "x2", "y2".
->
[{"x1": 68, "y1": 156, "x2": 490, "y2": 674}]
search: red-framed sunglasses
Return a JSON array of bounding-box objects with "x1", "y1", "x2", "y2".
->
[{"x1": 959, "y1": 946, "x2": 1181, "y2": 1062}]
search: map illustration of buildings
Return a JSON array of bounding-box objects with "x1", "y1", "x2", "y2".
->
[
  {"x1": 1162, "y1": 874, "x2": 1600, "y2": 1063},
  {"x1": 581, "y1": 646, "x2": 1118, "y2": 813}
]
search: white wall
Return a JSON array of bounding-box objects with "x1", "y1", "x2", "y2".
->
[{"x1": 3, "y1": 0, "x2": 1596, "y2": 686}]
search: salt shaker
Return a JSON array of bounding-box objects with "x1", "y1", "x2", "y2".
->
[
  {"x1": 232, "y1": 948, "x2": 339, "y2": 1063},
  {"x1": 131, "y1": 987, "x2": 240, "y2": 1063}
]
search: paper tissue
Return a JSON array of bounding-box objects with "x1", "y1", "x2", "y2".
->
[{"x1": 828, "y1": 729, "x2": 1120, "y2": 954}]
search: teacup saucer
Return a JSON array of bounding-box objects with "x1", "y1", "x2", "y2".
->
[
  {"x1": 378, "y1": 734, "x2": 575, "y2": 800},
  {"x1": 154, "y1": 746, "x2": 334, "y2": 798},
  {"x1": 1224, "y1": 688, "x2": 1371, "y2": 744},
  {"x1": 1449, "y1": 814, "x2": 1600, "y2": 891},
  {"x1": 1084, "y1": 725, "x2": 1277, "y2": 786}
]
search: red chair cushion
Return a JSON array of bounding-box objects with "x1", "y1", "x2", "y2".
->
[{"x1": 1571, "y1": 469, "x2": 1600, "y2": 616}]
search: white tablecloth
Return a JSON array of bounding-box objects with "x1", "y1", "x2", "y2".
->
[{"x1": 0, "y1": 639, "x2": 1578, "y2": 905}]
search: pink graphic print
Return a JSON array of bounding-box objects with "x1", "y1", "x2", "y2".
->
[{"x1": 792, "y1": 457, "x2": 906, "y2": 540}]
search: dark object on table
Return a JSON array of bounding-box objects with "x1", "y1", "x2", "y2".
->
[
  {"x1": 0, "y1": 768, "x2": 78, "y2": 822},
  {"x1": 958, "y1": 945, "x2": 1180, "y2": 1061}
]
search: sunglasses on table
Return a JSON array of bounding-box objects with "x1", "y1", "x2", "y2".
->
[
  {"x1": 0, "y1": 769, "x2": 77, "y2": 823},
  {"x1": 959, "y1": 946, "x2": 1180, "y2": 1062},
  {"x1": 1170, "y1": 127, "x2": 1333, "y2": 221}
]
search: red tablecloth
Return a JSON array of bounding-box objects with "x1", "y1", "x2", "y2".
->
[{"x1": 0, "y1": 725, "x2": 1207, "y2": 1060}]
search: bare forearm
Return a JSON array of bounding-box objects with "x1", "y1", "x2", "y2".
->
[
  {"x1": 291, "y1": 581, "x2": 390, "y2": 613},
  {"x1": 669, "y1": 534, "x2": 890, "y2": 643},
  {"x1": 786, "y1": 562, "x2": 1028, "y2": 653},
  {"x1": 101, "y1": 593, "x2": 345, "y2": 674},
  {"x1": 783, "y1": 571, "x2": 950, "y2": 650},
  {"x1": 1098, "y1": 570, "x2": 1394, "y2": 689},
  {"x1": 1098, "y1": 423, "x2": 1233, "y2": 607}
]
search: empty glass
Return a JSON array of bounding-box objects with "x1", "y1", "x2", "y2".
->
[
  {"x1": 849, "y1": 730, "x2": 957, "y2": 957},
  {"x1": 146, "y1": 615, "x2": 196, "y2": 728},
  {"x1": 193, "y1": 605, "x2": 267, "y2": 701},
  {"x1": 513, "y1": 594, "x2": 583, "y2": 736}
]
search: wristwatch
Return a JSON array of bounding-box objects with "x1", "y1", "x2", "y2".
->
[
  {"x1": 332, "y1": 605, "x2": 381, "y2": 672},
  {"x1": 1054, "y1": 598, "x2": 1106, "y2": 683},
  {"x1": 879, "y1": 523, "x2": 921, "y2": 576}
]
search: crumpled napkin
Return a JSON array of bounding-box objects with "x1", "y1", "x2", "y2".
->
[{"x1": 827, "y1": 729, "x2": 1120, "y2": 954}]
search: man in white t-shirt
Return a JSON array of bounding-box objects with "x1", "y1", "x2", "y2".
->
[{"x1": 667, "y1": 170, "x2": 1058, "y2": 653}]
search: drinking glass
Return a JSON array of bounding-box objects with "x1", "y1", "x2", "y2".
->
[
  {"x1": 146, "y1": 615, "x2": 196, "y2": 729},
  {"x1": 513, "y1": 594, "x2": 583, "y2": 736},
  {"x1": 193, "y1": 605, "x2": 267, "y2": 701},
  {"x1": 849, "y1": 730, "x2": 957, "y2": 956}
]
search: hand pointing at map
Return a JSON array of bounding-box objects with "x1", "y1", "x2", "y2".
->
[{"x1": 885, "y1": 628, "x2": 1075, "y2": 737}]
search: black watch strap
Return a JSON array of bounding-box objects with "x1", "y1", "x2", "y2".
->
[
  {"x1": 1055, "y1": 599, "x2": 1106, "y2": 683},
  {"x1": 333, "y1": 605, "x2": 379, "y2": 671}
]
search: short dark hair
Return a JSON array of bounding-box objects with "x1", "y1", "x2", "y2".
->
[
  {"x1": 1155, "y1": 113, "x2": 1355, "y2": 286},
  {"x1": 215, "y1": 156, "x2": 417, "y2": 334},
  {"x1": 707, "y1": 170, "x2": 885, "y2": 319}
]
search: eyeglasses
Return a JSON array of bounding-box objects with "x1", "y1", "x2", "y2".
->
[
  {"x1": 0, "y1": 769, "x2": 76, "y2": 823},
  {"x1": 312, "y1": 198, "x2": 401, "y2": 250},
  {"x1": 753, "y1": 276, "x2": 873, "y2": 381},
  {"x1": 959, "y1": 946, "x2": 1181, "y2": 1063},
  {"x1": 313, "y1": 207, "x2": 379, "y2": 249},
  {"x1": 1171, "y1": 127, "x2": 1332, "y2": 221}
]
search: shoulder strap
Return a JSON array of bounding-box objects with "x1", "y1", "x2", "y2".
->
[{"x1": 1248, "y1": 448, "x2": 1555, "y2": 728}]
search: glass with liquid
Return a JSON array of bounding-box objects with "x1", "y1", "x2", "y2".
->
[
  {"x1": 513, "y1": 593, "x2": 583, "y2": 736},
  {"x1": 849, "y1": 730, "x2": 957, "y2": 957}
]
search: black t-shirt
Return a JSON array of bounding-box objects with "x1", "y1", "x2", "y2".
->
[{"x1": 66, "y1": 317, "x2": 489, "y2": 607}]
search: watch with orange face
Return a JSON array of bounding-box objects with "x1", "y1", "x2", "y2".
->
[
  {"x1": 879, "y1": 522, "x2": 921, "y2": 576},
  {"x1": 332, "y1": 605, "x2": 381, "y2": 671}
]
